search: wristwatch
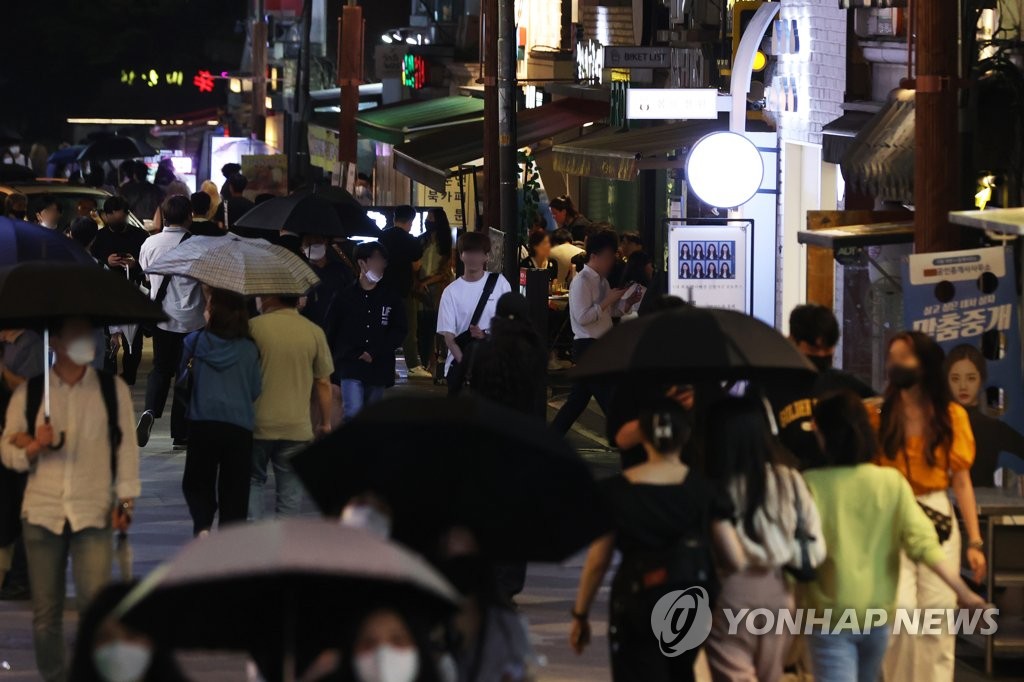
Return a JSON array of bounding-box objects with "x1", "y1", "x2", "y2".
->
[{"x1": 968, "y1": 539, "x2": 984, "y2": 551}]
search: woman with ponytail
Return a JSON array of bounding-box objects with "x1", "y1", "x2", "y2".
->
[{"x1": 569, "y1": 399, "x2": 745, "y2": 682}]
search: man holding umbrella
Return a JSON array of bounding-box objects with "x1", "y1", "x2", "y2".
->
[{"x1": 1, "y1": 317, "x2": 140, "y2": 682}]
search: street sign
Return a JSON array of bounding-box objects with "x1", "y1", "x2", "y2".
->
[
  {"x1": 603, "y1": 46, "x2": 671, "y2": 69},
  {"x1": 626, "y1": 88, "x2": 719, "y2": 120}
]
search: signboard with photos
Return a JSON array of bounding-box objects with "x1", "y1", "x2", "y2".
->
[
  {"x1": 903, "y1": 246, "x2": 1024, "y2": 450},
  {"x1": 668, "y1": 221, "x2": 751, "y2": 313}
]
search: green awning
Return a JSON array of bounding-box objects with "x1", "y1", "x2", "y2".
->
[
  {"x1": 552, "y1": 119, "x2": 727, "y2": 181},
  {"x1": 355, "y1": 96, "x2": 485, "y2": 145}
]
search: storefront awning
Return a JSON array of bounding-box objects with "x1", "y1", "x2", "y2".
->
[
  {"x1": 839, "y1": 1, "x2": 906, "y2": 7},
  {"x1": 840, "y1": 89, "x2": 914, "y2": 203},
  {"x1": 355, "y1": 96, "x2": 485, "y2": 145},
  {"x1": 821, "y1": 111, "x2": 875, "y2": 164},
  {"x1": 551, "y1": 119, "x2": 726, "y2": 181},
  {"x1": 392, "y1": 98, "x2": 610, "y2": 191}
]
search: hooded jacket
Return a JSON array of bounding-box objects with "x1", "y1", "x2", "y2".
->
[{"x1": 180, "y1": 331, "x2": 262, "y2": 431}]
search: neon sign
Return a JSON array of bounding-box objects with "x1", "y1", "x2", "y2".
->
[
  {"x1": 119, "y1": 68, "x2": 218, "y2": 93},
  {"x1": 402, "y1": 54, "x2": 427, "y2": 89}
]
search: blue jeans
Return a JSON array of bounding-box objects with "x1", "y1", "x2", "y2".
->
[
  {"x1": 22, "y1": 521, "x2": 112, "y2": 682},
  {"x1": 340, "y1": 380, "x2": 385, "y2": 422},
  {"x1": 248, "y1": 440, "x2": 308, "y2": 520},
  {"x1": 808, "y1": 626, "x2": 891, "y2": 682}
]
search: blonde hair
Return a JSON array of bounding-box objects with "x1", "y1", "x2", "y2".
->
[{"x1": 200, "y1": 180, "x2": 221, "y2": 219}]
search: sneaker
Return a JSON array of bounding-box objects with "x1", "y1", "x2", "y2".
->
[
  {"x1": 0, "y1": 583, "x2": 30, "y2": 601},
  {"x1": 407, "y1": 366, "x2": 433, "y2": 379},
  {"x1": 136, "y1": 411, "x2": 155, "y2": 447}
]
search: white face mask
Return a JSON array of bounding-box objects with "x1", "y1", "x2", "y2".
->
[
  {"x1": 65, "y1": 336, "x2": 97, "y2": 367},
  {"x1": 9, "y1": 146, "x2": 19, "y2": 155},
  {"x1": 93, "y1": 642, "x2": 153, "y2": 682},
  {"x1": 306, "y1": 243, "x2": 328, "y2": 261},
  {"x1": 354, "y1": 645, "x2": 419, "y2": 682},
  {"x1": 364, "y1": 269, "x2": 383, "y2": 284},
  {"x1": 340, "y1": 504, "x2": 391, "y2": 539}
]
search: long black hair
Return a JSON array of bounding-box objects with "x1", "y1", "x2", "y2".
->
[
  {"x1": 467, "y1": 293, "x2": 546, "y2": 415},
  {"x1": 68, "y1": 582, "x2": 187, "y2": 682},
  {"x1": 880, "y1": 330, "x2": 953, "y2": 466},
  {"x1": 425, "y1": 208, "x2": 453, "y2": 258},
  {"x1": 638, "y1": 399, "x2": 691, "y2": 455},
  {"x1": 813, "y1": 389, "x2": 878, "y2": 466},
  {"x1": 704, "y1": 397, "x2": 779, "y2": 543}
]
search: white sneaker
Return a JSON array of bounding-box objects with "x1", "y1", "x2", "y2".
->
[{"x1": 407, "y1": 366, "x2": 433, "y2": 379}]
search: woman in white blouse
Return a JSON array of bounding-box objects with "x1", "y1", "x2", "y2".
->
[{"x1": 703, "y1": 397, "x2": 825, "y2": 682}]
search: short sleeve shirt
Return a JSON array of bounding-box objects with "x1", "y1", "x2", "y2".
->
[{"x1": 250, "y1": 308, "x2": 334, "y2": 441}]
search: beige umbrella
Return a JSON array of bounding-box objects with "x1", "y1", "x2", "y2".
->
[{"x1": 115, "y1": 518, "x2": 459, "y2": 682}]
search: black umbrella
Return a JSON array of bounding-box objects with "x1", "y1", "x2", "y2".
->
[
  {"x1": 292, "y1": 396, "x2": 610, "y2": 562},
  {"x1": 76, "y1": 135, "x2": 156, "y2": 161},
  {"x1": 0, "y1": 262, "x2": 166, "y2": 438},
  {"x1": 0, "y1": 217, "x2": 95, "y2": 266},
  {"x1": 570, "y1": 305, "x2": 818, "y2": 382},
  {"x1": 232, "y1": 191, "x2": 347, "y2": 237},
  {"x1": 306, "y1": 185, "x2": 383, "y2": 237}
]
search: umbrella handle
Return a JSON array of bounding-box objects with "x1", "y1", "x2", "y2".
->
[{"x1": 43, "y1": 418, "x2": 66, "y2": 450}]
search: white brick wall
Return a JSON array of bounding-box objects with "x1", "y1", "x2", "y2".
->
[{"x1": 772, "y1": 0, "x2": 848, "y2": 324}]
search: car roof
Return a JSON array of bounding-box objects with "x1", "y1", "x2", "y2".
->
[{"x1": 0, "y1": 182, "x2": 113, "y2": 198}]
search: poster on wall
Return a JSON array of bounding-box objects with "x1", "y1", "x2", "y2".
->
[
  {"x1": 241, "y1": 154, "x2": 288, "y2": 199},
  {"x1": 413, "y1": 174, "x2": 476, "y2": 229},
  {"x1": 308, "y1": 124, "x2": 341, "y2": 180},
  {"x1": 208, "y1": 137, "x2": 278, "y2": 188},
  {"x1": 903, "y1": 246, "x2": 1024, "y2": 480},
  {"x1": 668, "y1": 223, "x2": 751, "y2": 313}
]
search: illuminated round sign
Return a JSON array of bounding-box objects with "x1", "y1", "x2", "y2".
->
[{"x1": 686, "y1": 132, "x2": 764, "y2": 208}]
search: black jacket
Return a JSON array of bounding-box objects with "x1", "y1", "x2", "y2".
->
[
  {"x1": 90, "y1": 225, "x2": 150, "y2": 283},
  {"x1": 328, "y1": 280, "x2": 407, "y2": 387},
  {"x1": 380, "y1": 227, "x2": 424, "y2": 296}
]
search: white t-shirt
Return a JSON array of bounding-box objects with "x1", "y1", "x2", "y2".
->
[
  {"x1": 436, "y1": 273, "x2": 513, "y2": 374},
  {"x1": 551, "y1": 242, "x2": 584, "y2": 283}
]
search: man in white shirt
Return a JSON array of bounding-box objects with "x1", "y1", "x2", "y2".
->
[
  {"x1": 550, "y1": 228, "x2": 584, "y2": 286},
  {"x1": 437, "y1": 231, "x2": 512, "y2": 391},
  {"x1": 552, "y1": 229, "x2": 641, "y2": 435},
  {"x1": 136, "y1": 195, "x2": 205, "y2": 449},
  {"x1": 1, "y1": 317, "x2": 140, "y2": 682}
]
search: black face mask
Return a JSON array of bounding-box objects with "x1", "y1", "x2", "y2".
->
[
  {"x1": 806, "y1": 354, "x2": 832, "y2": 372},
  {"x1": 888, "y1": 365, "x2": 921, "y2": 390},
  {"x1": 106, "y1": 219, "x2": 127, "y2": 233}
]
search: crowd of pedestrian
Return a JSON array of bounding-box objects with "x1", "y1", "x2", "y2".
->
[{"x1": 0, "y1": 176, "x2": 1009, "y2": 682}]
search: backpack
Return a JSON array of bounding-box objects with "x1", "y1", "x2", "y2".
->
[{"x1": 25, "y1": 370, "x2": 122, "y2": 477}]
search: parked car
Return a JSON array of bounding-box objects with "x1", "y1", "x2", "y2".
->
[{"x1": 0, "y1": 180, "x2": 144, "y2": 232}]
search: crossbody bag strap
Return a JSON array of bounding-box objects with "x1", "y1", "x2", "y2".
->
[
  {"x1": 152, "y1": 232, "x2": 191, "y2": 305},
  {"x1": 469, "y1": 273, "x2": 500, "y2": 328}
]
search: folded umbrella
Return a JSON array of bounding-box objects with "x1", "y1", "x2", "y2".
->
[
  {"x1": 0, "y1": 217, "x2": 95, "y2": 266},
  {"x1": 570, "y1": 305, "x2": 818, "y2": 382},
  {"x1": 116, "y1": 519, "x2": 459, "y2": 682},
  {"x1": 233, "y1": 191, "x2": 347, "y2": 237},
  {"x1": 76, "y1": 135, "x2": 156, "y2": 161},
  {"x1": 292, "y1": 396, "x2": 610, "y2": 562},
  {"x1": 144, "y1": 235, "x2": 320, "y2": 296}
]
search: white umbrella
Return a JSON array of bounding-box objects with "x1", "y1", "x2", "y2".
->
[
  {"x1": 115, "y1": 519, "x2": 459, "y2": 682},
  {"x1": 144, "y1": 236, "x2": 320, "y2": 296}
]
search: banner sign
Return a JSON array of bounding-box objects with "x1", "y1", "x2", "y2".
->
[
  {"x1": 413, "y1": 175, "x2": 475, "y2": 229},
  {"x1": 241, "y1": 154, "x2": 288, "y2": 198},
  {"x1": 903, "y1": 246, "x2": 1024, "y2": 447},
  {"x1": 668, "y1": 223, "x2": 751, "y2": 313},
  {"x1": 603, "y1": 46, "x2": 671, "y2": 68},
  {"x1": 626, "y1": 88, "x2": 719, "y2": 120}
]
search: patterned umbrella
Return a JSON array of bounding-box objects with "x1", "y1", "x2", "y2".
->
[{"x1": 145, "y1": 235, "x2": 320, "y2": 296}]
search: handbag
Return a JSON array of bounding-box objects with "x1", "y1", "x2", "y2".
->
[
  {"x1": 903, "y1": 449, "x2": 952, "y2": 544},
  {"x1": 784, "y1": 469, "x2": 818, "y2": 583}
]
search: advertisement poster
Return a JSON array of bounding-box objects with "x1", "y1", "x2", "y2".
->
[
  {"x1": 668, "y1": 224, "x2": 750, "y2": 312},
  {"x1": 241, "y1": 154, "x2": 289, "y2": 199},
  {"x1": 903, "y1": 247, "x2": 1024, "y2": 472},
  {"x1": 308, "y1": 124, "x2": 341, "y2": 179},
  {"x1": 208, "y1": 137, "x2": 278, "y2": 187},
  {"x1": 413, "y1": 175, "x2": 475, "y2": 229}
]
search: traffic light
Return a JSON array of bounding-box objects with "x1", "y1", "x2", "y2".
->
[{"x1": 731, "y1": 1, "x2": 774, "y2": 111}]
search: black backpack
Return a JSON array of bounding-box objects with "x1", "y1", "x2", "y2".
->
[{"x1": 25, "y1": 370, "x2": 123, "y2": 477}]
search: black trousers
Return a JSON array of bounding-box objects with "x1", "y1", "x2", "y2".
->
[
  {"x1": 182, "y1": 421, "x2": 253, "y2": 536},
  {"x1": 105, "y1": 327, "x2": 144, "y2": 386},
  {"x1": 551, "y1": 338, "x2": 611, "y2": 435},
  {"x1": 144, "y1": 328, "x2": 189, "y2": 440}
]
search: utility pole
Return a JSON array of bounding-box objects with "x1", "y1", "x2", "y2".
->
[
  {"x1": 913, "y1": 0, "x2": 961, "y2": 253},
  {"x1": 293, "y1": 0, "x2": 314, "y2": 184},
  {"x1": 482, "y1": 0, "x2": 500, "y2": 232},
  {"x1": 497, "y1": 0, "x2": 518, "y2": 282},
  {"x1": 337, "y1": 1, "x2": 364, "y2": 173},
  {"x1": 251, "y1": 0, "x2": 268, "y2": 138}
]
